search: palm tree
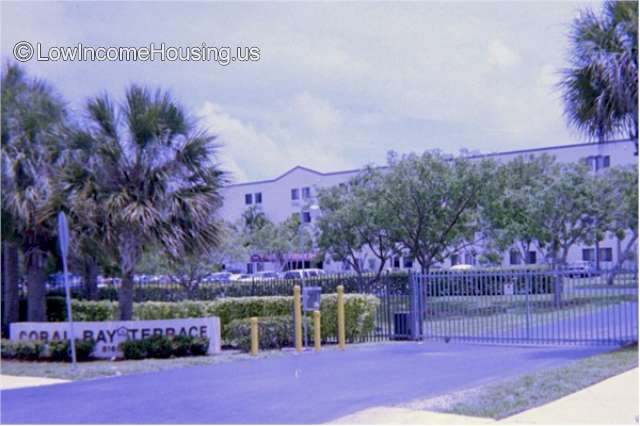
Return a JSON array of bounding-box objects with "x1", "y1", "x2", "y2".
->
[
  {"x1": 560, "y1": 1, "x2": 638, "y2": 148},
  {"x1": 61, "y1": 86, "x2": 226, "y2": 320},
  {"x1": 1, "y1": 63, "x2": 66, "y2": 322}
]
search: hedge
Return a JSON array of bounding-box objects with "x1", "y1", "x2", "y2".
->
[
  {"x1": 1, "y1": 338, "x2": 96, "y2": 362},
  {"x1": 41, "y1": 294, "x2": 379, "y2": 343},
  {"x1": 225, "y1": 295, "x2": 379, "y2": 351},
  {"x1": 119, "y1": 335, "x2": 209, "y2": 360},
  {"x1": 226, "y1": 316, "x2": 308, "y2": 351}
]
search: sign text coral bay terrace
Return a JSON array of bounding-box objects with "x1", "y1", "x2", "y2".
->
[{"x1": 10, "y1": 317, "x2": 222, "y2": 358}]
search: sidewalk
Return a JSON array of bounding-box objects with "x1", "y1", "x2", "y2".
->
[
  {"x1": 501, "y1": 368, "x2": 638, "y2": 424},
  {"x1": 331, "y1": 369, "x2": 639, "y2": 425},
  {"x1": 0, "y1": 374, "x2": 69, "y2": 390}
]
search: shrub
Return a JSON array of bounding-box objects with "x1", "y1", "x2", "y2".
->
[
  {"x1": 119, "y1": 339, "x2": 148, "y2": 360},
  {"x1": 188, "y1": 337, "x2": 209, "y2": 356},
  {"x1": 172, "y1": 335, "x2": 192, "y2": 357},
  {"x1": 119, "y1": 335, "x2": 210, "y2": 360},
  {"x1": 1, "y1": 339, "x2": 46, "y2": 361},
  {"x1": 15, "y1": 340, "x2": 46, "y2": 361},
  {"x1": 37, "y1": 294, "x2": 380, "y2": 343},
  {"x1": 48, "y1": 339, "x2": 96, "y2": 362},
  {"x1": 226, "y1": 316, "x2": 307, "y2": 351},
  {"x1": 71, "y1": 300, "x2": 119, "y2": 321},
  {"x1": 146, "y1": 335, "x2": 174, "y2": 359}
]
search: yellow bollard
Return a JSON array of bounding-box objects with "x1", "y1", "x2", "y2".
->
[
  {"x1": 337, "y1": 285, "x2": 346, "y2": 350},
  {"x1": 294, "y1": 285, "x2": 303, "y2": 352},
  {"x1": 250, "y1": 317, "x2": 258, "y2": 356},
  {"x1": 313, "y1": 310, "x2": 321, "y2": 352}
]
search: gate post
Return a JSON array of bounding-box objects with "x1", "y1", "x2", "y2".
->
[
  {"x1": 553, "y1": 269, "x2": 563, "y2": 307},
  {"x1": 409, "y1": 273, "x2": 424, "y2": 340}
]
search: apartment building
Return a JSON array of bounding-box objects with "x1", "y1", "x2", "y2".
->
[{"x1": 219, "y1": 139, "x2": 638, "y2": 273}]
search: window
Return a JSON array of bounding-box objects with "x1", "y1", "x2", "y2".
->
[
  {"x1": 367, "y1": 259, "x2": 376, "y2": 270},
  {"x1": 585, "y1": 155, "x2": 611, "y2": 171},
  {"x1": 403, "y1": 257, "x2": 413, "y2": 269},
  {"x1": 244, "y1": 193, "x2": 253, "y2": 205},
  {"x1": 302, "y1": 187, "x2": 311, "y2": 199},
  {"x1": 582, "y1": 248, "x2": 595, "y2": 262},
  {"x1": 450, "y1": 254, "x2": 459, "y2": 266},
  {"x1": 596, "y1": 155, "x2": 610, "y2": 170},
  {"x1": 464, "y1": 253, "x2": 476, "y2": 265},
  {"x1": 254, "y1": 192, "x2": 262, "y2": 204},
  {"x1": 599, "y1": 247, "x2": 613, "y2": 262},
  {"x1": 527, "y1": 251, "x2": 537, "y2": 264},
  {"x1": 393, "y1": 257, "x2": 401, "y2": 268},
  {"x1": 509, "y1": 250, "x2": 521, "y2": 265},
  {"x1": 342, "y1": 261, "x2": 351, "y2": 271},
  {"x1": 291, "y1": 188, "x2": 299, "y2": 200},
  {"x1": 302, "y1": 211, "x2": 311, "y2": 223}
]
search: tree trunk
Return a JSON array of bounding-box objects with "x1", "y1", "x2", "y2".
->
[
  {"x1": 2, "y1": 241, "x2": 20, "y2": 331},
  {"x1": 118, "y1": 268, "x2": 134, "y2": 320},
  {"x1": 83, "y1": 256, "x2": 99, "y2": 300},
  {"x1": 118, "y1": 235, "x2": 140, "y2": 321},
  {"x1": 25, "y1": 249, "x2": 47, "y2": 322}
]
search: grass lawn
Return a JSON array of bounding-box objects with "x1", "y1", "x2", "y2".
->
[{"x1": 399, "y1": 343, "x2": 638, "y2": 420}]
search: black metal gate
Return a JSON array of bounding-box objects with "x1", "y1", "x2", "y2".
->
[{"x1": 409, "y1": 268, "x2": 638, "y2": 346}]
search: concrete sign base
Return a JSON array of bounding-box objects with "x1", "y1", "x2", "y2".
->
[{"x1": 10, "y1": 317, "x2": 222, "y2": 358}]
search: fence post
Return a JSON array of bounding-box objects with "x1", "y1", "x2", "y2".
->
[
  {"x1": 553, "y1": 269, "x2": 563, "y2": 307},
  {"x1": 409, "y1": 273, "x2": 423, "y2": 340},
  {"x1": 337, "y1": 285, "x2": 346, "y2": 349},
  {"x1": 313, "y1": 310, "x2": 321, "y2": 352},
  {"x1": 294, "y1": 285, "x2": 303, "y2": 352},
  {"x1": 250, "y1": 317, "x2": 259, "y2": 356}
]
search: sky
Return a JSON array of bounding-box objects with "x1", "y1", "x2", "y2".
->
[{"x1": 1, "y1": 1, "x2": 602, "y2": 183}]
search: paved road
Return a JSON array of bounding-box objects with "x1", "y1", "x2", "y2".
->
[{"x1": 1, "y1": 342, "x2": 615, "y2": 424}]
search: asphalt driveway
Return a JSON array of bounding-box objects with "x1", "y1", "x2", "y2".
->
[{"x1": 1, "y1": 342, "x2": 615, "y2": 424}]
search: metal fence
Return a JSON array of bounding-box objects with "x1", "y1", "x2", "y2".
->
[
  {"x1": 42, "y1": 267, "x2": 638, "y2": 346},
  {"x1": 411, "y1": 268, "x2": 638, "y2": 346}
]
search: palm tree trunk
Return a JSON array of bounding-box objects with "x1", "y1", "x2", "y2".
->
[
  {"x1": 118, "y1": 268, "x2": 134, "y2": 320},
  {"x1": 25, "y1": 249, "x2": 47, "y2": 322},
  {"x1": 83, "y1": 256, "x2": 99, "y2": 300},
  {"x1": 118, "y1": 235, "x2": 139, "y2": 320},
  {"x1": 2, "y1": 241, "x2": 20, "y2": 330}
]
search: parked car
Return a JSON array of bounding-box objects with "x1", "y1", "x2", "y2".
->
[
  {"x1": 201, "y1": 272, "x2": 229, "y2": 283},
  {"x1": 254, "y1": 271, "x2": 280, "y2": 281},
  {"x1": 565, "y1": 261, "x2": 596, "y2": 278},
  {"x1": 450, "y1": 264, "x2": 474, "y2": 271},
  {"x1": 47, "y1": 272, "x2": 82, "y2": 289},
  {"x1": 230, "y1": 273, "x2": 254, "y2": 282},
  {"x1": 281, "y1": 269, "x2": 325, "y2": 280}
]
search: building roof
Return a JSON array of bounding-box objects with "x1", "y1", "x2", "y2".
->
[{"x1": 225, "y1": 139, "x2": 635, "y2": 188}]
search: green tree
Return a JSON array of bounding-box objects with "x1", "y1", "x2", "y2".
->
[
  {"x1": 62, "y1": 86, "x2": 226, "y2": 320},
  {"x1": 482, "y1": 155, "x2": 556, "y2": 264},
  {"x1": 1, "y1": 63, "x2": 66, "y2": 321},
  {"x1": 380, "y1": 151, "x2": 497, "y2": 273},
  {"x1": 606, "y1": 166, "x2": 638, "y2": 274},
  {"x1": 247, "y1": 213, "x2": 313, "y2": 271},
  {"x1": 534, "y1": 162, "x2": 614, "y2": 266},
  {"x1": 560, "y1": 1, "x2": 638, "y2": 148},
  {"x1": 317, "y1": 167, "x2": 397, "y2": 282}
]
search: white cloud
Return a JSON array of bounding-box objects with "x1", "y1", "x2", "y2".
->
[
  {"x1": 487, "y1": 39, "x2": 520, "y2": 69},
  {"x1": 197, "y1": 94, "x2": 355, "y2": 183}
]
